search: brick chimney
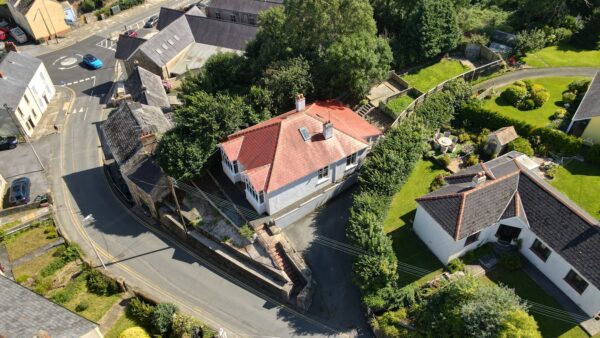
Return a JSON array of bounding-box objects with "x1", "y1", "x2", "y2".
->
[
  {"x1": 140, "y1": 132, "x2": 157, "y2": 155},
  {"x1": 295, "y1": 94, "x2": 305, "y2": 112},
  {"x1": 471, "y1": 172, "x2": 486, "y2": 187},
  {"x1": 323, "y1": 121, "x2": 333, "y2": 140}
]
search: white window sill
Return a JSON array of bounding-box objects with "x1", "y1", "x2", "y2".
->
[
  {"x1": 317, "y1": 177, "x2": 329, "y2": 185},
  {"x1": 345, "y1": 163, "x2": 357, "y2": 171}
]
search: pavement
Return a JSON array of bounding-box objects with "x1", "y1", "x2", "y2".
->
[
  {"x1": 473, "y1": 67, "x2": 600, "y2": 91},
  {"x1": 284, "y1": 188, "x2": 371, "y2": 338}
]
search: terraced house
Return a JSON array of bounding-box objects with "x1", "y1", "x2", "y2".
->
[
  {"x1": 218, "y1": 97, "x2": 382, "y2": 216},
  {"x1": 413, "y1": 151, "x2": 600, "y2": 317}
]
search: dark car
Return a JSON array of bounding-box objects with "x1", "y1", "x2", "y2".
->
[
  {"x1": 0, "y1": 136, "x2": 17, "y2": 150},
  {"x1": 144, "y1": 15, "x2": 159, "y2": 28},
  {"x1": 9, "y1": 177, "x2": 30, "y2": 205},
  {"x1": 123, "y1": 29, "x2": 137, "y2": 38}
]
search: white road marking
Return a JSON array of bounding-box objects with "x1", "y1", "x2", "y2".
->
[
  {"x1": 83, "y1": 107, "x2": 88, "y2": 121},
  {"x1": 60, "y1": 76, "x2": 96, "y2": 87},
  {"x1": 79, "y1": 107, "x2": 84, "y2": 113}
]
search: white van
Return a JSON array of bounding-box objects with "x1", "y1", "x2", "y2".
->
[{"x1": 10, "y1": 27, "x2": 28, "y2": 44}]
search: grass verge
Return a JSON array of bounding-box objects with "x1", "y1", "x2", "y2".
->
[
  {"x1": 402, "y1": 59, "x2": 470, "y2": 93},
  {"x1": 549, "y1": 160, "x2": 600, "y2": 220},
  {"x1": 523, "y1": 43, "x2": 600, "y2": 68},
  {"x1": 482, "y1": 76, "x2": 588, "y2": 128},
  {"x1": 4, "y1": 224, "x2": 59, "y2": 261},
  {"x1": 12, "y1": 246, "x2": 63, "y2": 280},
  {"x1": 385, "y1": 95, "x2": 414, "y2": 117}
]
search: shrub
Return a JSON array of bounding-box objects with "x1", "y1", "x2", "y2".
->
[
  {"x1": 499, "y1": 309, "x2": 542, "y2": 338},
  {"x1": 499, "y1": 253, "x2": 522, "y2": 271},
  {"x1": 551, "y1": 108, "x2": 567, "y2": 120},
  {"x1": 585, "y1": 144, "x2": 600, "y2": 166},
  {"x1": 80, "y1": 0, "x2": 95, "y2": 13},
  {"x1": 447, "y1": 258, "x2": 465, "y2": 273},
  {"x1": 40, "y1": 257, "x2": 68, "y2": 277},
  {"x1": 75, "y1": 300, "x2": 90, "y2": 312},
  {"x1": 127, "y1": 298, "x2": 155, "y2": 328},
  {"x1": 515, "y1": 29, "x2": 546, "y2": 56},
  {"x1": 500, "y1": 85, "x2": 528, "y2": 106},
  {"x1": 507, "y1": 137, "x2": 534, "y2": 156},
  {"x1": 465, "y1": 154, "x2": 479, "y2": 166},
  {"x1": 33, "y1": 277, "x2": 52, "y2": 295},
  {"x1": 50, "y1": 290, "x2": 73, "y2": 304},
  {"x1": 171, "y1": 312, "x2": 204, "y2": 338},
  {"x1": 530, "y1": 89, "x2": 549, "y2": 107},
  {"x1": 151, "y1": 302, "x2": 179, "y2": 335},
  {"x1": 15, "y1": 274, "x2": 29, "y2": 283},
  {"x1": 562, "y1": 92, "x2": 576, "y2": 104},
  {"x1": 458, "y1": 133, "x2": 471, "y2": 143},
  {"x1": 86, "y1": 269, "x2": 119, "y2": 295},
  {"x1": 119, "y1": 327, "x2": 151, "y2": 338},
  {"x1": 517, "y1": 99, "x2": 536, "y2": 111},
  {"x1": 440, "y1": 154, "x2": 452, "y2": 168},
  {"x1": 429, "y1": 174, "x2": 447, "y2": 191},
  {"x1": 238, "y1": 224, "x2": 254, "y2": 240},
  {"x1": 544, "y1": 164, "x2": 559, "y2": 179},
  {"x1": 568, "y1": 80, "x2": 590, "y2": 95},
  {"x1": 371, "y1": 308, "x2": 412, "y2": 338}
]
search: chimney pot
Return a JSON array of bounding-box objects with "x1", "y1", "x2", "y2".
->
[
  {"x1": 323, "y1": 121, "x2": 333, "y2": 140},
  {"x1": 295, "y1": 93, "x2": 305, "y2": 112},
  {"x1": 471, "y1": 172, "x2": 486, "y2": 187}
]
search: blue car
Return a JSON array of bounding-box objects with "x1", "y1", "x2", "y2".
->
[{"x1": 83, "y1": 54, "x2": 103, "y2": 69}]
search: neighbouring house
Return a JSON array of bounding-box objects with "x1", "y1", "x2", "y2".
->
[
  {"x1": 413, "y1": 151, "x2": 600, "y2": 317},
  {"x1": 101, "y1": 101, "x2": 173, "y2": 218},
  {"x1": 202, "y1": 0, "x2": 282, "y2": 26},
  {"x1": 124, "y1": 65, "x2": 171, "y2": 112},
  {"x1": 115, "y1": 6, "x2": 257, "y2": 79},
  {"x1": 484, "y1": 126, "x2": 518, "y2": 156},
  {"x1": 0, "y1": 51, "x2": 55, "y2": 137},
  {"x1": 0, "y1": 275, "x2": 103, "y2": 338},
  {"x1": 566, "y1": 72, "x2": 600, "y2": 145},
  {"x1": 218, "y1": 96, "x2": 383, "y2": 215},
  {"x1": 6, "y1": 0, "x2": 71, "y2": 41},
  {"x1": 489, "y1": 30, "x2": 517, "y2": 56}
]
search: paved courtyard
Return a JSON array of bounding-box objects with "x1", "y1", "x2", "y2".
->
[{"x1": 283, "y1": 188, "x2": 371, "y2": 337}]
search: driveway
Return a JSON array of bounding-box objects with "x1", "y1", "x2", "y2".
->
[
  {"x1": 473, "y1": 67, "x2": 599, "y2": 91},
  {"x1": 284, "y1": 188, "x2": 372, "y2": 338}
]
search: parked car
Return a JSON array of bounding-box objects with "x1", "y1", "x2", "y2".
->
[
  {"x1": 0, "y1": 19, "x2": 9, "y2": 29},
  {"x1": 123, "y1": 29, "x2": 137, "y2": 38},
  {"x1": 9, "y1": 177, "x2": 30, "y2": 205},
  {"x1": 0, "y1": 28, "x2": 9, "y2": 41},
  {"x1": 9, "y1": 27, "x2": 28, "y2": 44},
  {"x1": 0, "y1": 136, "x2": 18, "y2": 150},
  {"x1": 144, "y1": 15, "x2": 159, "y2": 28},
  {"x1": 82, "y1": 54, "x2": 103, "y2": 69}
]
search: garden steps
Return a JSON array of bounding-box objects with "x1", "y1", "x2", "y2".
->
[
  {"x1": 98, "y1": 295, "x2": 131, "y2": 334},
  {"x1": 355, "y1": 103, "x2": 375, "y2": 117}
]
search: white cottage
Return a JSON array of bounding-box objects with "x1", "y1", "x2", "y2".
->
[
  {"x1": 218, "y1": 96, "x2": 382, "y2": 215},
  {"x1": 413, "y1": 151, "x2": 600, "y2": 317}
]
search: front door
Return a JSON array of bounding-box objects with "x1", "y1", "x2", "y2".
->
[{"x1": 495, "y1": 224, "x2": 522, "y2": 243}]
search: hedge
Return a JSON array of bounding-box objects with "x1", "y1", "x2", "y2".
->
[{"x1": 456, "y1": 103, "x2": 582, "y2": 156}]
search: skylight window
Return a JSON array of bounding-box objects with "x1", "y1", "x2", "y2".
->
[
  {"x1": 155, "y1": 49, "x2": 162, "y2": 54},
  {"x1": 168, "y1": 39, "x2": 174, "y2": 45},
  {"x1": 299, "y1": 127, "x2": 310, "y2": 141},
  {"x1": 162, "y1": 43, "x2": 168, "y2": 50},
  {"x1": 174, "y1": 35, "x2": 180, "y2": 41}
]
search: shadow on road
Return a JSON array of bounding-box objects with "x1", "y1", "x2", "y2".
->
[{"x1": 82, "y1": 81, "x2": 114, "y2": 104}]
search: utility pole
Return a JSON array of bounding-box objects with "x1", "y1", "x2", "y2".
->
[
  {"x1": 169, "y1": 177, "x2": 188, "y2": 234},
  {"x1": 3, "y1": 104, "x2": 45, "y2": 172},
  {"x1": 82, "y1": 215, "x2": 107, "y2": 270}
]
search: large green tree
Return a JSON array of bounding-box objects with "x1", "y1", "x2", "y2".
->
[{"x1": 262, "y1": 56, "x2": 313, "y2": 113}]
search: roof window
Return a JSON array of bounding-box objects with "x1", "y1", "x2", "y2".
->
[
  {"x1": 167, "y1": 39, "x2": 174, "y2": 45},
  {"x1": 174, "y1": 35, "x2": 180, "y2": 41},
  {"x1": 299, "y1": 127, "x2": 310, "y2": 141}
]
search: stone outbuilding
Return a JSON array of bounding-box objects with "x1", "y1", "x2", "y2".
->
[{"x1": 485, "y1": 126, "x2": 518, "y2": 156}]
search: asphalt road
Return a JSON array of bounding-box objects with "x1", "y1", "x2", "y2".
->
[
  {"x1": 34, "y1": 31, "x2": 354, "y2": 338},
  {"x1": 473, "y1": 67, "x2": 600, "y2": 91}
]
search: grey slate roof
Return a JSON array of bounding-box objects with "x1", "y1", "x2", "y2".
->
[
  {"x1": 0, "y1": 51, "x2": 43, "y2": 109},
  {"x1": 127, "y1": 157, "x2": 165, "y2": 194},
  {"x1": 125, "y1": 66, "x2": 171, "y2": 111},
  {"x1": 0, "y1": 275, "x2": 99, "y2": 338},
  {"x1": 571, "y1": 72, "x2": 600, "y2": 121},
  {"x1": 491, "y1": 30, "x2": 517, "y2": 47},
  {"x1": 7, "y1": 0, "x2": 35, "y2": 14},
  {"x1": 101, "y1": 101, "x2": 172, "y2": 165},
  {"x1": 116, "y1": 6, "x2": 257, "y2": 69},
  {"x1": 206, "y1": 0, "x2": 282, "y2": 14},
  {"x1": 417, "y1": 152, "x2": 600, "y2": 288},
  {"x1": 157, "y1": 7, "x2": 185, "y2": 30}
]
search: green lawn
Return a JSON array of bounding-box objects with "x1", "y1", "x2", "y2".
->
[
  {"x1": 403, "y1": 59, "x2": 470, "y2": 93},
  {"x1": 0, "y1": 220, "x2": 21, "y2": 233},
  {"x1": 4, "y1": 225, "x2": 59, "y2": 261},
  {"x1": 550, "y1": 160, "x2": 600, "y2": 220},
  {"x1": 523, "y1": 43, "x2": 600, "y2": 68},
  {"x1": 484, "y1": 266, "x2": 589, "y2": 338},
  {"x1": 384, "y1": 159, "x2": 446, "y2": 285},
  {"x1": 483, "y1": 76, "x2": 588, "y2": 128},
  {"x1": 385, "y1": 95, "x2": 414, "y2": 117},
  {"x1": 12, "y1": 246, "x2": 62, "y2": 280}
]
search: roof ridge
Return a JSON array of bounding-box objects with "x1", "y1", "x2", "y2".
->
[
  {"x1": 480, "y1": 161, "x2": 496, "y2": 180},
  {"x1": 263, "y1": 120, "x2": 284, "y2": 192},
  {"x1": 416, "y1": 193, "x2": 463, "y2": 202},
  {"x1": 454, "y1": 194, "x2": 466, "y2": 240},
  {"x1": 227, "y1": 118, "x2": 283, "y2": 140},
  {"x1": 462, "y1": 170, "x2": 520, "y2": 196}
]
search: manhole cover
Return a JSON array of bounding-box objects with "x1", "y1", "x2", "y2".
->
[{"x1": 60, "y1": 57, "x2": 78, "y2": 66}]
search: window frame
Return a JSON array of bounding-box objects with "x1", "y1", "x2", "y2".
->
[
  {"x1": 317, "y1": 165, "x2": 329, "y2": 181},
  {"x1": 215, "y1": 12, "x2": 221, "y2": 19},
  {"x1": 530, "y1": 239, "x2": 552, "y2": 262},
  {"x1": 464, "y1": 232, "x2": 480, "y2": 246},
  {"x1": 230, "y1": 14, "x2": 237, "y2": 22},
  {"x1": 346, "y1": 152, "x2": 358, "y2": 169},
  {"x1": 564, "y1": 269, "x2": 588, "y2": 294}
]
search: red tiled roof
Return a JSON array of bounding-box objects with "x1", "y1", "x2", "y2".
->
[{"x1": 219, "y1": 100, "x2": 382, "y2": 193}]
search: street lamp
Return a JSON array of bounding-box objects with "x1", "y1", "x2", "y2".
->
[
  {"x1": 3, "y1": 103, "x2": 45, "y2": 171},
  {"x1": 82, "y1": 214, "x2": 108, "y2": 270}
]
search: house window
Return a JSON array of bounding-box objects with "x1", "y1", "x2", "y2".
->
[
  {"x1": 259, "y1": 191, "x2": 264, "y2": 204},
  {"x1": 24, "y1": 95, "x2": 30, "y2": 105},
  {"x1": 233, "y1": 161, "x2": 239, "y2": 174},
  {"x1": 564, "y1": 270, "x2": 588, "y2": 294},
  {"x1": 248, "y1": 16, "x2": 255, "y2": 25},
  {"x1": 215, "y1": 12, "x2": 221, "y2": 19},
  {"x1": 464, "y1": 232, "x2": 480, "y2": 246},
  {"x1": 318, "y1": 166, "x2": 329, "y2": 180},
  {"x1": 16, "y1": 107, "x2": 23, "y2": 118},
  {"x1": 530, "y1": 239, "x2": 551, "y2": 262},
  {"x1": 346, "y1": 152, "x2": 358, "y2": 167},
  {"x1": 230, "y1": 14, "x2": 237, "y2": 22},
  {"x1": 244, "y1": 178, "x2": 264, "y2": 204}
]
